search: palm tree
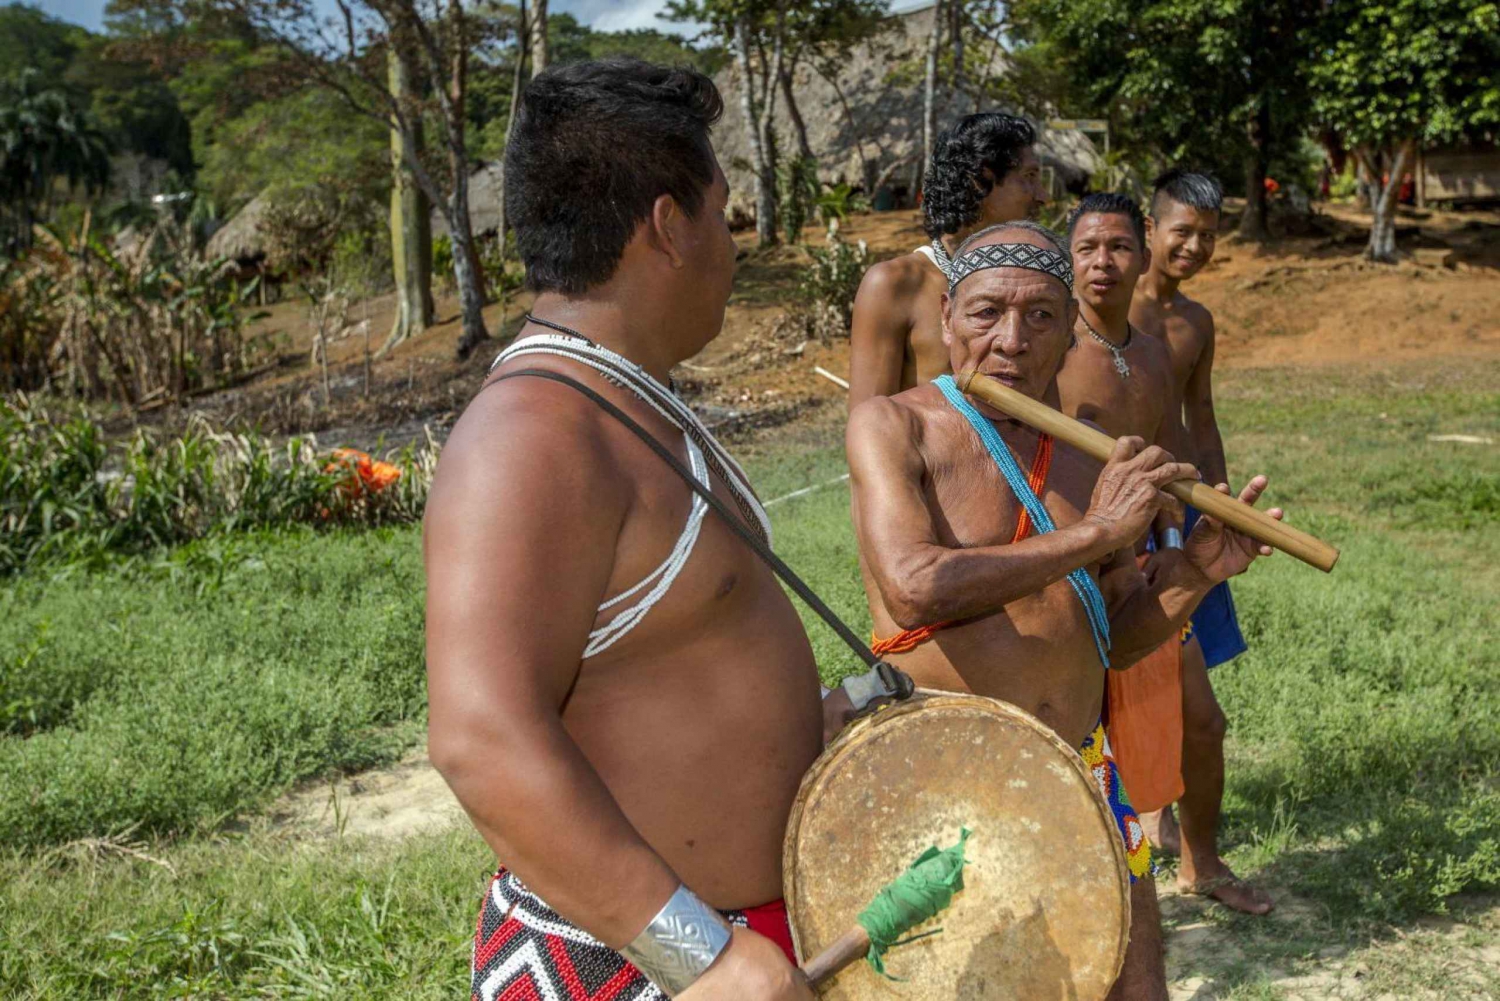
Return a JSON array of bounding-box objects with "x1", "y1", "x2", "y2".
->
[{"x1": 0, "y1": 69, "x2": 113, "y2": 252}]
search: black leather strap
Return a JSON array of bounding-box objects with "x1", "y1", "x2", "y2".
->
[{"x1": 491, "y1": 368, "x2": 907, "y2": 693}]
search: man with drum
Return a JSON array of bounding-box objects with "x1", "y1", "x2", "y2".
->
[
  {"x1": 426, "y1": 59, "x2": 898, "y2": 1001},
  {"x1": 846, "y1": 221, "x2": 1281, "y2": 999}
]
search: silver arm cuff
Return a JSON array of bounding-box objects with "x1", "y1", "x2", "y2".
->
[
  {"x1": 620, "y1": 884, "x2": 732, "y2": 995},
  {"x1": 1160, "y1": 527, "x2": 1184, "y2": 550}
]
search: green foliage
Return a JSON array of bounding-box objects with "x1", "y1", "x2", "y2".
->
[
  {"x1": 777, "y1": 155, "x2": 820, "y2": 244},
  {"x1": 0, "y1": 2, "x2": 85, "y2": 82},
  {"x1": 0, "y1": 69, "x2": 113, "y2": 249},
  {"x1": 813, "y1": 182, "x2": 869, "y2": 225},
  {"x1": 0, "y1": 524, "x2": 429, "y2": 847},
  {"x1": 1, "y1": 824, "x2": 482, "y2": 998},
  {"x1": 797, "y1": 224, "x2": 871, "y2": 339},
  {"x1": 0, "y1": 396, "x2": 439, "y2": 578},
  {"x1": 1009, "y1": 0, "x2": 1318, "y2": 192},
  {"x1": 1309, "y1": 0, "x2": 1500, "y2": 150},
  {"x1": 6, "y1": 216, "x2": 269, "y2": 401}
]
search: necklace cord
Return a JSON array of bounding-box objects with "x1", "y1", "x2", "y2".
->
[{"x1": 488, "y1": 368, "x2": 886, "y2": 671}]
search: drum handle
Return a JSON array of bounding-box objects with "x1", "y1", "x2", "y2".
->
[{"x1": 801, "y1": 927, "x2": 872, "y2": 987}]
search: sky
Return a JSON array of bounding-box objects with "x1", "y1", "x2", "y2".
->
[{"x1": 32, "y1": 0, "x2": 691, "y2": 35}]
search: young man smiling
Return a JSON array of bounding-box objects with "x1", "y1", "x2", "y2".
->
[{"x1": 1131, "y1": 170, "x2": 1272, "y2": 916}]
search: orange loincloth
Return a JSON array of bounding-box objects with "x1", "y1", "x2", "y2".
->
[{"x1": 1103, "y1": 554, "x2": 1186, "y2": 814}]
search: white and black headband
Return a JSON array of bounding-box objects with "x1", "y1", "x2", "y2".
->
[{"x1": 946, "y1": 242, "x2": 1074, "y2": 294}]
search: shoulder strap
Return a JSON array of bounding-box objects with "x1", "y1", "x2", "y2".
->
[{"x1": 490, "y1": 369, "x2": 909, "y2": 692}]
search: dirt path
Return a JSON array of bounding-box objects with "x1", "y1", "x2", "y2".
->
[{"x1": 272, "y1": 760, "x2": 1500, "y2": 1000}]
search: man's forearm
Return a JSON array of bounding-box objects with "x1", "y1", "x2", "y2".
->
[
  {"x1": 1189, "y1": 417, "x2": 1229, "y2": 489},
  {"x1": 432, "y1": 709, "x2": 678, "y2": 949},
  {"x1": 1105, "y1": 550, "x2": 1212, "y2": 665},
  {"x1": 879, "y1": 519, "x2": 1120, "y2": 628}
]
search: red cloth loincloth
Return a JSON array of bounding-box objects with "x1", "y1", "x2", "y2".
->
[
  {"x1": 472, "y1": 869, "x2": 795, "y2": 1001},
  {"x1": 870, "y1": 434, "x2": 1053, "y2": 656}
]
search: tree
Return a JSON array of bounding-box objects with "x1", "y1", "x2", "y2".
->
[
  {"x1": 921, "y1": 0, "x2": 941, "y2": 188},
  {"x1": 386, "y1": 44, "x2": 433, "y2": 350},
  {"x1": 667, "y1": 0, "x2": 784, "y2": 246},
  {"x1": 1310, "y1": 0, "x2": 1500, "y2": 261},
  {"x1": 150, "y1": 0, "x2": 495, "y2": 358},
  {"x1": 0, "y1": 70, "x2": 113, "y2": 251},
  {"x1": 1010, "y1": 0, "x2": 1319, "y2": 240},
  {"x1": 529, "y1": 0, "x2": 547, "y2": 75}
]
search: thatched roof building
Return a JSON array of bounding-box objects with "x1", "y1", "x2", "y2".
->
[
  {"x1": 205, "y1": 191, "x2": 271, "y2": 263},
  {"x1": 432, "y1": 162, "x2": 504, "y2": 238},
  {"x1": 709, "y1": 2, "x2": 1102, "y2": 221}
]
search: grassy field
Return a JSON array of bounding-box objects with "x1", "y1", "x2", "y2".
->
[{"x1": 2, "y1": 359, "x2": 1497, "y2": 998}]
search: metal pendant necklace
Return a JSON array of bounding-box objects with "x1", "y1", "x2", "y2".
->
[{"x1": 1079, "y1": 315, "x2": 1132, "y2": 379}]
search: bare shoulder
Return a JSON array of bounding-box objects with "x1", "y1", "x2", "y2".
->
[
  {"x1": 856, "y1": 252, "x2": 934, "y2": 305},
  {"x1": 1175, "y1": 292, "x2": 1217, "y2": 337},
  {"x1": 428, "y1": 375, "x2": 627, "y2": 525},
  {"x1": 848, "y1": 389, "x2": 922, "y2": 448}
]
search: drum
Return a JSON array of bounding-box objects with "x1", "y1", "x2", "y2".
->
[{"x1": 784, "y1": 692, "x2": 1130, "y2": 1000}]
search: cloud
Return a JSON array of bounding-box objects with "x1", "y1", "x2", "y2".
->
[{"x1": 555, "y1": 0, "x2": 701, "y2": 35}]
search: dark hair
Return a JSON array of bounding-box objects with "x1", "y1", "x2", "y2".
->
[
  {"x1": 922, "y1": 113, "x2": 1037, "y2": 239},
  {"x1": 505, "y1": 58, "x2": 724, "y2": 294},
  {"x1": 1150, "y1": 169, "x2": 1223, "y2": 218},
  {"x1": 955, "y1": 220, "x2": 1067, "y2": 259},
  {"x1": 1067, "y1": 192, "x2": 1146, "y2": 249}
]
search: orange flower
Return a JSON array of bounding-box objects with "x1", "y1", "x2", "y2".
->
[{"x1": 326, "y1": 448, "x2": 402, "y2": 498}]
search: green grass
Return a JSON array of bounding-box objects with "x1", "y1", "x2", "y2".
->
[
  {"x1": 0, "y1": 527, "x2": 428, "y2": 847},
  {"x1": 1, "y1": 359, "x2": 1498, "y2": 997}
]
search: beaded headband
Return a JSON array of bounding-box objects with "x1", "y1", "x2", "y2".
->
[{"x1": 946, "y1": 242, "x2": 1074, "y2": 294}]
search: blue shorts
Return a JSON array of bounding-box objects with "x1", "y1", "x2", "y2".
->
[{"x1": 1182, "y1": 506, "x2": 1249, "y2": 668}]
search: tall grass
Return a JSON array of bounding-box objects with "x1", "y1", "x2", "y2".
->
[
  {"x1": 0, "y1": 525, "x2": 427, "y2": 845},
  {"x1": 0, "y1": 395, "x2": 437, "y2": 574}
]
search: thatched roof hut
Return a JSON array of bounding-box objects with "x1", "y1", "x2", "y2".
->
[
  {"x1": 432, "y1": 162, "x2": 504, "y2": 238},
  {"x1": 206, "y1": 191, "x2": 272, "y2": 263},
  {"x1": 709, "y1": 2, "x2": 1101, "y2": 220}
]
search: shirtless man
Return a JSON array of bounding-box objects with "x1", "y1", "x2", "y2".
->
[
  {"x1": 1132, "y1": 170, "x2": 1272, "y2": 915},
  {"x1": 847, "y1": 221, "x2": 1281, "y2": 1000},
  {"x1": 847, "y1": 113, "x2": 1048, "y2": 408},
  {"x1": 426, "y1": 60, "x2": 896, "y2": 1001},
  {"x1": 1056, "y1": 192, "x2": 1175, "y2": 445}
]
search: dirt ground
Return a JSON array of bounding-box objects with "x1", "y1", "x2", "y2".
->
[
  {"x1": 151, "y1": 197, "x2": 1500, "y2": 457},
  {"x1": 272, "y1": 750, "x2": 1500, "y2": 1001}
]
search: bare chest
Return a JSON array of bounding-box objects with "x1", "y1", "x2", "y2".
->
[{"x1": 1058, "y1": 344, "x2": 1168, "y2": 441}]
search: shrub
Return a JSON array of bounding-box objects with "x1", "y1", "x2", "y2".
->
[
  {"x1": 5, "y1": 215, "x2": 271, "y2": 403},
  {"x1": 0, "y1": 396, "x2": 439, "y2": 575},
  {"x1": 797, "y1": 222, "x2": 871, "y2": 340}
]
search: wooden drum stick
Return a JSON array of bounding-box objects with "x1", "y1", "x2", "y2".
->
[{"x1": 956, "y1": 369, "x2": 1340, "y2": 573}]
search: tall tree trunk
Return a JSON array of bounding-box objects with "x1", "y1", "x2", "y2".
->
[
  {"x1": 779, "y1": 62, "x2": 814, "y2": 161},
  {"x1": 1239, "y1": 100, "x2": 1270, "y2": 240},
  {"x1": 530, "y1": 0, "x2": 548, "y2": 77},
  {"x1": 384, "y1": 47, "x2": 434, "y2": 355},
  {"x1": 735, "y1": 16, "x2": 777, "y2": 247},
  {"x1": 1363, "y1": 141, "x2": 1412, "y2": 263},
  {"x1": 492, "y1": 0, "x2": 528, "y2": 326},
  {"x1": 950, "y1": 0, "x2": 966, "y2": 116},
  {"x1": 445, "y1": 0, "x2": 488, "y2": 359},
  {"x1": 921, "y1": 0, "x2": 943, "y2": 190}
]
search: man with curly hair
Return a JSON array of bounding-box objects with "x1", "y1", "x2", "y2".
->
[{"x1": 848, "y1": 113, "x2": 1049, "y2": 407}]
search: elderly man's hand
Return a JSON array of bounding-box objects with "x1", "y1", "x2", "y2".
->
[
  {"x1": 1084, "y1": 436, "x2": 1198, "y2": 550},
  {"x1": 1182, "y1": 476, "x2": 1282, "y2": 584}
]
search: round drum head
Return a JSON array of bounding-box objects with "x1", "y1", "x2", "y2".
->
[{"x1": 784, "y1": 693, "x2": 1129, "y2": 1001}]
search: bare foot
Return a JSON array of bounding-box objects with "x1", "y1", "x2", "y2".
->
[
  {"x1": 1180, "y1": 869, "x2": 1274, "y2": 916},
  {"x1": 1141, "y1": 806, "x2": 1181, "y2": 856}
]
